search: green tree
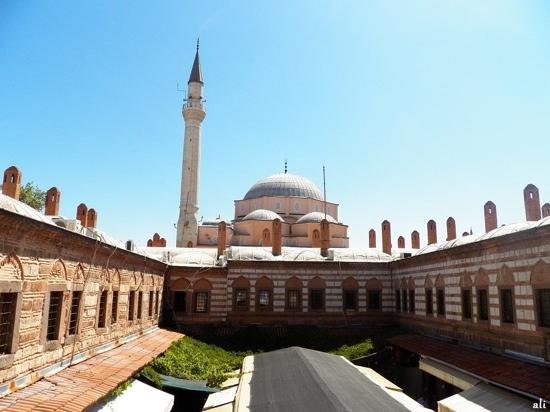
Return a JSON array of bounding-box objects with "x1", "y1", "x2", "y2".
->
[{"x1": 19, "y1": 182, "x2": 46, "y2": 212}]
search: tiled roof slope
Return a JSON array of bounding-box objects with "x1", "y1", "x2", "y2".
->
[
  {"x1": 0, "y1": 329, "x2": 182, "y2": 411},
  {"x1": 389, "y1": 334, "x2": 550, "y2": 401}
]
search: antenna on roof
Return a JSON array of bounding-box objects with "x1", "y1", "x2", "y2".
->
[
  {"x1": 284, "y1": 159, "x2": 288, "y2": 174},
  {"x1": 323, "y1": 165, "x2": 327, "y2": 219}
]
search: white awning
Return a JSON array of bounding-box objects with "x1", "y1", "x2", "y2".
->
[
  {"x1": 438, "y1": 383, "x2": 533, "y2": 412},
  {"x1": 89, "y1": 380, "x2": 174, "y2": 412}
]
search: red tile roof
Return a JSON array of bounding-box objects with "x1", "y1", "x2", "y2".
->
[
  {"x1": 0, "y1": 328, "x2": 182, "y2": 411},
  {"x1": 389, "y1": 334, "x2": 550, "y2": 401}
]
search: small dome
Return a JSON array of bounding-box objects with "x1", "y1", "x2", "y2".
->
[
  {"x1": 244, "y1": 173, "x2": 323, "y2": 201},
  {"x1": 242, "y1": 209, "x2": 283, "y2": 221},
  {"x1": 172, "y1": 250, "x2": 217, "y2": 266},
  {"x1": 296, "y1": 212, "x2": 337, "y2": 224}
]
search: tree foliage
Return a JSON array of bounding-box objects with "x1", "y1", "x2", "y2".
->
[{"x1": 19, "y1": 182, "x2": 45, "y2": 211}]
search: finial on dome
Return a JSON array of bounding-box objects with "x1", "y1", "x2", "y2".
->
[{"x1": 284, "y1": 159, "x2": 287, "y2": 174}]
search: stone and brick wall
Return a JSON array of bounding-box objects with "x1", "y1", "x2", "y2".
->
[
  {"x1": 0, "y1": 208, "x2": 166, "y2": 387},
  {"x1": 391, "y1": 223, "x2": 550, "y2": 360}
]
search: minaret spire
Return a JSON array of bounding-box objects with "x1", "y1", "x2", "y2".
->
[
  {"x1": 177, "y1": 43, "x2": 206, "y2": 247},
  {"x1": 188, "y1": 38, "x2": 203, "y2": 84}
]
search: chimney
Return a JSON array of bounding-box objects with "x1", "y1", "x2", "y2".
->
[
  {"x1": 44, "y1": 187, "x2": 61, "y2": 216},
  {"x1": 524, "y1": 184, "x2": 541, "y2": 221},
  {"x1": 368, "y1": 229, "x2": 376, "y2": 248},
  {"x1": 2, "y1": 166, "x2": 22, "y2": 200},
  {"x1": 76, "y1": 203, "x2": 88, "y2": 227},
  {"x1": 542, "y1": 203, "x2": 550, "y2": 218},
  {"x1": 397, "y1": 236, "x2": 405, "y2": 248},
  {"x1": 148, "y1": 233, "x2": 167, "y2": 247},
  {"x1": 484, "y1": 201, "x2": 497, "y2": 232},
  {"x1": 87, "y1": 208, "x2": 97, "y2": 229},
  {"x1": 381, "y1": 220, "x2": 391, "y2": 255},
  {"x1": 427, "y1": 220, "x2": 437, "y2": 245},
  {"x1": 217, "y1": 221, "x2": 227, "y2": 258},
  {"x1": 446, "y1": 217, "x2": 456, "y2": 241},
  {"x1": 320, "y1": 219, "x2": 330, "y2": 257},
  {"x1": 411, "y1": 230, "x2": 420, "y2": 249},
  {"x1": 272, "y1": 219, "x2": 282, "y2": 256}
]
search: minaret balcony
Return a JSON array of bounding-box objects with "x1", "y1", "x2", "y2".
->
[{"x1": 183, "y1": 100, "x2": 206, "y2": 111}]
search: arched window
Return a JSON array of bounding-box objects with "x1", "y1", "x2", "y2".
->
[
  {"x1": 285, "y1": 277, "x2": 303, "y2": 312},
  {"x1": 232, "y1": 277, "x2": 250, "y2": 312},
  {"x1": 255, "y1": 276, "x2": 274, "y2": 312},
  {"x1": 312, "y1": 229, "x2": 321, "y2": 248},
  {"x1": 0, "y1": 255, "x2": 23, "y2": 358},
  {"x1": 193, "y1": 278, "x2": 212, "y2": 313},
  {"x1": 342, "y1": 277, "x2": 359, "y2": 312},
  {"x1": 424, "y1": 276, "x2": 433, "y2": 316},
  {"x1": 408, "y1": 278, "x2": 415, "y2": 314},
  {"x1": 460, "y1": 273, "x2": 473, "y2": 320},
  {"x1": 531, "y1": 260, "x2": 550, "y2": 329},
  {"x1": 497, "y1": 266, "x2": 515, "y2": 325},
  {"x1": 475, "y1": 269, "x2": 489, "y2": 322},
  {"x1": 366, "y1": 278, "x2": 382, "y2": 310},
  {"x1": 435, "y1": 275, "x2": 445, "y2": 317},
  {"x1": 308, "y1": 276, "x2": 326, "y2": 312},
  {"x1": 262, "y1": 229, "x2": 271, "y2": 246},
  {"x1": 171, "y1": 278, "x2": 191, "y2": 315}
]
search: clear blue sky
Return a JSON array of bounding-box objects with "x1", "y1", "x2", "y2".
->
[{"x1": 1, "y1": 1, "x2": 549, "y2": 248}]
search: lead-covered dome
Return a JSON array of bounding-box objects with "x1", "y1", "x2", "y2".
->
[
  {"x1": 243, "y1": 209, "x2": 283, "y2": 221},
  {"x1": 244, "y1": 173, "x2": 323, "y2": 201},
  {"x1": 296, "y1": 212, "x2": 337, "y2": 224}
]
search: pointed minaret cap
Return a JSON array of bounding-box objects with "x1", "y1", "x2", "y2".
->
[{"x1": 188, "y1": 39, "x2": 203, "y2": 84}]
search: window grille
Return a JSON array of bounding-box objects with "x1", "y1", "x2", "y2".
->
[
  {"x1": 47, "y1": 291, "x2": 63, "y2": 341},
  {"x1": 0, "y1": 293, "x2": 17, "y2": 354},
  {"x1": 309, "y1": 289, "x2": 324, "y2": 311},
  {"x1": 68, "y1": 291, "x2": 81, "y2": 335}
]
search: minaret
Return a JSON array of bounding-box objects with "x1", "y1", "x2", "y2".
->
[{"x1": 177, "y1": 40, "x2": 206, "y2": 247}]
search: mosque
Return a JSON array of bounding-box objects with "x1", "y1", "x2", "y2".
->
[{"x1": 173, "y1": 44, "x2": 348, "y2": 250}]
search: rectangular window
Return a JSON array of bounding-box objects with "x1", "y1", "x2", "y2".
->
[
  {"x1": 309, "y1": 289, "x2": 325, "y2": 311},
  {"x1": 402, "y1": 290, "x2": 408, "y2": 312},
  {"x1": 0, "y1": 293, "x2": 17, "y2": 355},
  {"x1": 425, "y1": 289, "x2": 433, "y2": 315},
  {"x1": 343, "y1": 290, "x2": 358, "y2": 311},
  {"x1": 128, "y1": 291, "x2": 135, "y2": 321},
  {"x1": 367, "y1": 290, "x2": 381, "y2": 310},
  {"x1": 148, "y1": 291, "x2": 154, "y2": 317},
  {"x1": 47, "y1": 291, "x2": 63, "y2": 341},
  {"x1": 478, "y1": 289, "x2": 488, "y2": 321},
  {"x1": 257, "y1": 290, "x2": 272, "y2": 311},
  {"x1": 68, "y1": 291, "x2": 81, "y2": 335},
  {"x1": 395, "y1": 290, "x2": 401, "y2": 312},
  {"x1": 137, "y1": 291, "x2": 143, "y2": 320},
  {"x1": 173, "y1": 291, "x2": 186, "y2": 313},
  {"x1": 462, "y1": 289, "x2": 472, "y2": 319},
  {"x1": 409, "y1": 289, "x2": 415, "y2": 313},
  {"x1": 195, "y1": 292, "x2": 209, "y2": 313},
  {"x1": 436, "y1": 288, "x2": 445, "y2": 316},
  {"x1": 500, "y1": 288, "x2": 514, "y2": 324},
  {"x1": 537, "y1": 289, "x2": 550, "y2": 328},
  {"x1": 111, "y1": 291, "x2": 118, "y2": 324},
  {"x1": 234, "y1": 288, "x2": 249, "y2": 311},
  {"x1": 155, "y1": 290, "x2": 160, "y2": 316},
  {"x1": 97, "y1": 290, "x2": 107, "y2": 328},
  {"x1": 286, "y1": 289, "x2": 301, "y2": 311}
]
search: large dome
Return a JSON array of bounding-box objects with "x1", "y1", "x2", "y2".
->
[{"x1": 244, "y1": 173, "x2": 323, "y2": 201}]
